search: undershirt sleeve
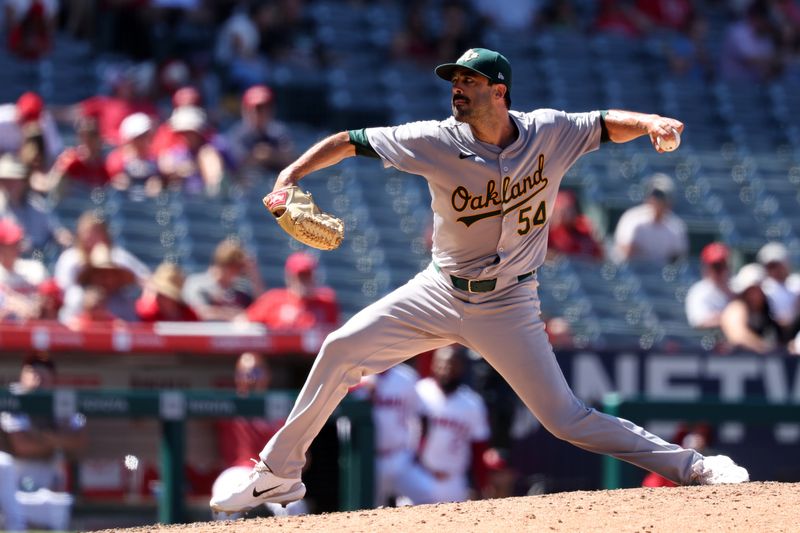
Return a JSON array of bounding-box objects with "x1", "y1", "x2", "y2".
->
[{"x1": 348, "y1": 129, "x2": 380, "y2": 158}]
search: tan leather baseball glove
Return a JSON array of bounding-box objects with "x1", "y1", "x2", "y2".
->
[{"x1": 263, "y1": 186, "x2": 344, "y2": 251}]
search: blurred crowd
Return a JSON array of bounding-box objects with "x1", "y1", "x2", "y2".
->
[
  {"x1": 1, "y1": 0, "x2": 800, "y2": 527},
  {"x1": 546, "y1": 170, "x2": 800, "y2": 355}
]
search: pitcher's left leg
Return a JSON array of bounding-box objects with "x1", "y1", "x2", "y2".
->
[{"x1": 462, "y1": 285, "x2": 700, "y2": 484}]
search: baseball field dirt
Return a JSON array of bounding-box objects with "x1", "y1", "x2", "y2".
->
[{"x1": 97, "y1": 481, "x2": 798, "y2": 532}]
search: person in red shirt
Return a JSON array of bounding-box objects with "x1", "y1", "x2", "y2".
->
[
  {"x1": 642, "y1": 423, "x2": 714, "y2": 488},
  {"x1": 150, "y1": 86, "x2": 204, "y2": 157},
  {"x1": 243, "y1": 252, "x2": 339, "y2": 331},
  {"x1": 66, "y1": 285, "x2": 120, "y2": 331},
  {"x1": 79, "y1": 71, "x2": 158, "y2": 147},
  {"x1": 50, "y1": 117, "x2": 110, "y2": 193},
  {"x1": 105, "y1": 112, "x2": 163, "y2": 199},
  {"x1": 547, "y1": 190, "x2": 604, "y2": 260},
  {"x1": 135, "y1": 262, "x2": 198, "y2": 322}
]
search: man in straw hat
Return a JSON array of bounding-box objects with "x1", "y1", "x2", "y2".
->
[
  {"x1": 54, "y1": 211, "x2": 150, "y2": 324},
  {"x1": 135, "y1": 262, "x2": 199, "y2": 322}
]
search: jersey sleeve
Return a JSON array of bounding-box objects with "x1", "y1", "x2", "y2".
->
[
  {"x1": 554, "y1": 110, "x2": 602, "y2": 158},
  {"x1": 365, "y1": 121, "x2": 441, "y2": 175}
]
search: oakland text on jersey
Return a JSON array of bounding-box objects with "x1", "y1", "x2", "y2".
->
[{"x1": 451, "y1": 153, "x2": 549, "y2": 227}]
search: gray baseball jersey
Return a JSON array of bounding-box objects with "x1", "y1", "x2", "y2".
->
[
  {"x1": 366, "y1": 109, "x2": 600, "y2": 278},
  {"x1": 256, "y1": 109, "x2": 703, "y2": 494}
]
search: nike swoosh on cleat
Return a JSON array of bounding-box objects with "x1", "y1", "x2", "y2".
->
[
  {"x1": 252, "y1": 485, "x2": 282, "y2": 498},
  {"x1": 459, "y1": 152, "x2": 475, "y2": 159}
]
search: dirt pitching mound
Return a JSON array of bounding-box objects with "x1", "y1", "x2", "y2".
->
[{"x1": 100, "y1": 482, "x2": 798, "y2": 533}]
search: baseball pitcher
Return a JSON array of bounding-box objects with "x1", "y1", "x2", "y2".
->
[{"x1": 211, "y1": 47, "x2": 749, "y2": 513}]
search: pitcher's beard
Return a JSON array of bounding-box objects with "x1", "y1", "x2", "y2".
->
[{"x1": 452, "y1": 105, "x2": 474, "y2": 123}]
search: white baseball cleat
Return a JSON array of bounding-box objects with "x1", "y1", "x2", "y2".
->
[
  {"x1": 209, "y1": 460, "x2": 306, "y2": 513},
  {"x1": 691, "y1": 455, "x2": 750, "y2": 485}
]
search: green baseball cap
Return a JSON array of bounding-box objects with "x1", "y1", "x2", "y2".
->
[{"x1": 435, "y1": 48, "x2": 512, "y2": 94}]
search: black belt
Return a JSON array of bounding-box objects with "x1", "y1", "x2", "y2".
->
[{"x1": 435, "y1": 264, "x2": 534, "y2": 293}]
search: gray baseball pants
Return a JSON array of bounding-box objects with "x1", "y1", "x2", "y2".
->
[{"x1": 260, "y1": 264, "x2": 701, "y2": 483}]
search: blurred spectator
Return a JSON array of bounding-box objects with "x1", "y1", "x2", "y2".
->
[
  {"x1": 243, "y1": 252, "x2": 339, "y2": 331},
  {"x1": 135, "y1": 262, "x2": 199, "y2": 322},
  {"x1": 35, "y1": 278, "x2": 62, "y2": 320},
  {"x1": 470, "y1": 0, "x2": 541, "y2": 32},
  {"x1": 0, "y1": 92, "x2": 63, "y2": 168},
  {"x1": 105, "y1": 113, "x2": 164, "y2": 200},
  {"x1": 480, "y1": 448, "x2": 516, "y2": 499},
  {"x1": 391, "y1": 2, "x2": 437, "y2": 65},
  {"x1": 49, "y1": 117, "x2": 111, "y2": 195},
  {"x1": 17, "y1": 123, "x2": 51, "y2": 195},
  {"x1": 720, "y1": 1, "x2": 781, "y2": 83},
  {"x1": 436, "y1": 2, "x2": 480, "y2": 64},
  {"x1": 685, "y1": 242, "x2": 734, "y2": 329},
  {"x1": 0, "y1": 354, "x2": 87, "y2": 531},
  {"x1": 54, "y1": 211, "x2": 150, "y2": 323},
  {"x1": 4, "y1": 0, "x2": 58, "y2": 60},
  {"x1": 0, "y1": 219, "x2": 47, "y2": 321},
  {"x1": 214, "y1": 4, "x2": 270, "y2": 90},
  {"x1": 0, "y1": 449, "x2": 24, "y2": 530},
  {"x1": 352, "y1": 364, "x2": 421, "y2": 507},
  {"x1": 64, "y1": 0, "x2": 94, "y2": 40},
  {"x1": 756, "y1": 242, "x2": 800, "y2": 328},
  {"x1": 150, "y1": 87, "x2": 202, "y2": 157},
  {"x1": 0, "y1": 153, "x2": 72, "y2": 255},
  {"x1": 255, "y1": 0, "x2": 319, "y2": 68},
  {"x1": 545, "y1": 315, "x2": 573, "y2": 348},
  {"x1": 635, "y1": 0, "x2": 694, "y2": 32},
  {"x1": 65, "y1": 242, "x2": 141, "y2": 325},
  {"x1": 594, "y1": 0, "x2": 648, "y2": 37},
  {"x1": 66, "y1": 285, "x2": 119, "y2": 331},
  {"x1": 226, "y1": 85, "x2": 294, "y2": 180},
  {"x1": 720, "y1": 263, "x2": 790, "y2": 354},
  {"x1": 183, "y1": 239, "x2": 264, "y2": 321},
  {"x1": 661, "y1": 13, "x2": 712, "y2": 81},
  {"x1": 79, "y1": 66, "x2": 159, "y2": 146},
  {"x1": 394, "y1": 345, "x2": 490, "y2": 504},
  {"x1": 210, "y1": 352, "x2": 307, "y2": 519},
  {"x1": 547, "y1": 190, "x2": 603, "y2": 260},
  {"x1": 613, "y1": 173, "x2": 688, "y2": 264},
  {"x1": 157, "y1": 106, "x2": 224, "y2": 196},
  {"x1": 94, "y1": 1, "x2": 153, "y2": 60}
]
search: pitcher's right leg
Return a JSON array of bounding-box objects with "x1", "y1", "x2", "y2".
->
[{"x1": 211, "y1": 268, "x2": 460, "y2": 512}]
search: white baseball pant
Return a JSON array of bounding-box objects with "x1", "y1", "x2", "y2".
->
[
  {"x1": 260, "y1": 264, "x2": 701, "y2": 484},
  {"x1": 393, "y1": 463, "x2": 468, "y2": 505},
  {"x1": 375, "y1": 449, "x2": 414, "y2": 506}
]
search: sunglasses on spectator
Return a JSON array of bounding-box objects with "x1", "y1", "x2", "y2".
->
[{"x1": 709, "y1": 261, "x2": 728, "y2": 272}]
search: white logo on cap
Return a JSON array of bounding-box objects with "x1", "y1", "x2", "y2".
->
[
  {"x1": 459, "y1": 49, "x2": 479, "y2": 62},
  {"x1": 497, "y1": 72, "x2": 505, "y2": 80}
]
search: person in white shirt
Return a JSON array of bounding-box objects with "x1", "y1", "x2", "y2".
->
[
  {"x1": 756, "y1": 242, "x2": 799, "y2": 328},
  {"x1": 355, "y1": 364, "x2": 420, "y2": 507},
  {"x1": 0, "y1": 355, "x2": 87, "y2": 531},
  {"x1": 685, "y1": 242, "x2": 734, "y2": 329},
  {"x1": 614, "y1": 173, "x2": 688, "y2": 264},
  {"x1": 0, "y1": 91, "x2": 63, "y2": 165},
  {"x1": 53, "y1": 211, "x2": 150, "y2": 323},
  {"x1": 395, "y1": 346, "x2": 490, "y2": 504}
]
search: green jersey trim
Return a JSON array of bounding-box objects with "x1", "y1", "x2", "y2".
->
[
  {"x1": 599, "y1": 110, "x2": 610, "y2": 143},
  {"x1": 348, "y1": 129, "x2": 380, "y2": 158}
]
